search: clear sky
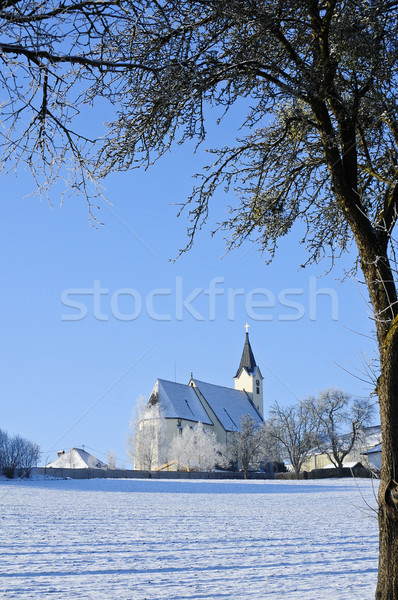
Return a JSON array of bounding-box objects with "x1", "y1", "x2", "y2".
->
[{"x1": 0, "y1": 103, "x2": 379, "y2": 468}]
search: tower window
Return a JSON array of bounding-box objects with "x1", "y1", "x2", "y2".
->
[{"x1": 256, "y1": 386, "x2": 260, "y2": 394}]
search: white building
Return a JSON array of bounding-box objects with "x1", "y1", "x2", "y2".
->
[
  {"x1": 302, "y1": 425, "x2": 382, "y2": 471},
  {"x1": 46, "y1": 448, "x2": 108, "y2": 469},
  {"x1": 362, "y1": 443, "x2": 382, "y2": 470},
  {"x1": 135, "y1": 331, "x2": 264, "y2": 470}
]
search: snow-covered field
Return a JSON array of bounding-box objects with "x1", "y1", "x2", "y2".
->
[{"x1": 0, "y1": 477, "x2": 379, "y2": 599}]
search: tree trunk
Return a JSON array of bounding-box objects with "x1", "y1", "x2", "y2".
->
[
  {"x1": 336, "y1": 462, "x2": 344, "y2": 477},
  {"x1": 375, "y1": 320, "x2": 398, "y2": 599},
  {"x1": 355, "y1": 245, "x2": 398, "y2": 599}
]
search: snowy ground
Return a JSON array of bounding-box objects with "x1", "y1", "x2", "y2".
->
[{"x1": 0, "y1": 477, "x2": 379, "y2": 599}]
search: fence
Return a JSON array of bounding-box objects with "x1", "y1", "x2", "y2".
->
[
  {"x1": 19, "y1": 465, "x2": 378, "y2": 480},
  {"x1": 275, "y1": 465, "x2": 377, "y2": 480},
  {"x1": 31, "y1": 467, "x2": 274, "y2": 480}
]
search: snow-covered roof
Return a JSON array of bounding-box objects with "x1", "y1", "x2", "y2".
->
[
  {"x1": 309, "y1": 425, "x2": 382, "y2": 456},
  {"x1": 45, "y1": 448, "x2": 108, "y2": 469},
  {"x1": 193, "y1": 379, "x2": 263, "y2": 432},
  {"x1": 156, "y1": 379, "x2": 213, "y2": 425},
  {"x1": 361, "y1": 426, "x2": 382, "y2": 448},
  {"x1": 322, "y1": 461, "x2": 362, "y2": 469},
  {"x1": 362, "y1": 443, "x2": 382, "y2": 456}
]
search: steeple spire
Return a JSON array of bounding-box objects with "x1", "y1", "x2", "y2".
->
[
  {"x1": 234, "y1": 327, "x2": 264, "y2": 416},
  {"x1": 235, "y1": 329, "x2": 257, "y2": 378}
]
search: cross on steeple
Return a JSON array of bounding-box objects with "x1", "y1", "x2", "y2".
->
[{"x1": 244, "y1": 323, "x2": 249, "y2": 333}]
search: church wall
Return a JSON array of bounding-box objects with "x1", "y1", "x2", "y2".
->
[
  {"x1": 254, "y1": 373, "x2": 264, "y2": 415},
  {"x1": 234, "y1": 368, "x2": 264, "y2": 416},
  {"x1": 234, "y1": 369, "x2": 254, "y2": 394},
  {"x1": 163, "y1": 418, "x2": 215, "y2": 447}
]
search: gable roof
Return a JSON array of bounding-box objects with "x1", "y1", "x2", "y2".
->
[
  {"x1": 361, "y1": 425, "x2": 382, "y2": 448},
  {"x1": 235, "y1": 333, "x2": 257, "y2": 377},
  {"x1": 362, "y1": 443, "x2": 382, "y2": 456},
  {"x1": 193, "y1": 379, "x2": 263, "y2": 432},
  {"x1": 45, "y1": 448, "x2": 108, "y2": 469},
  {"x1": 156, "y1": 379, "x2": 213, "y2": 425}
]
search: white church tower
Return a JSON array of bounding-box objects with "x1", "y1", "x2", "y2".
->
[{"x1": 233, "y1": 325, "x2": 264, "y2": 416}]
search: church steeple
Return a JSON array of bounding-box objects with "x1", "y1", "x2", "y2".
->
[
  {"x1": 233, "y1": 326, "x2": 264, "y2": 416},
  {"x1": 235, "y1": 328, "x2": 257, "y2": 377}
]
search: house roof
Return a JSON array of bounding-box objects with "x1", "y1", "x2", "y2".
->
[
  {"x1": 335, "y1": 425, "x2": 381, "y2": 451},
  {"x1": 156, "y1": 379, "x2": 213, "y2": 425},
  {"x1": 45, "y1": 448, "x2": 108, "y2": 469},
  {"x1": 322, "y1": 461, "x2": 362, "y2": 469},
  {"x1": 362, "y1": 443, "x2": 382, "y2": 455},
  {"x1": 234, "y1": 332, "x2": 257, "y2": 378},
  {"x1": 361, "y1": 425, "x2": 382, "y2": 448},
  {"x1": 309, "y1": 425, "x2": 382, "y2": 457},
  {"x1": 193, "y1": 379, "x2": 263, "y2": 432}
]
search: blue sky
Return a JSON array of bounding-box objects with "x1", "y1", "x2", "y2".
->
[{"x1": 0, "y1": 105, "x2": 379, "y2": 468}]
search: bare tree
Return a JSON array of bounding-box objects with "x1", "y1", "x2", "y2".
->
[
  {"x1": 0, "y1": 0, "x2": 154, "y2": 213},
  {"x1": 168, "y1": 428, "x2": 191, "y2": 471},
  {"x1": 126, "y1": 396, "x2": 167, "y2": 471},
  {"x1": 227, "y1": 415, "x2": 267, "y2": 479},
  {"x1": 310, "y1": 389, "x2": 375, "y2": 473},
  {"x1": 266, "y1": 401, "x2": 319, "y2": 479},
  {"x1": 18, "y1": 437, "x2": 40, "y2": 471},
  {"x1": 126, "y1": 395, "x2": 146, "y2": 462},
  {"x1": 106, "y1": 450, "x2": 117, "y2": 470},
  {"x1": 169, "y1": 423, "x2": 221, "y2": 472},
  {"x1": 0, "y1": 429, "x2": 9, "y2": 471},
  {"x1": 0, "y1": 430, "x2": 40, "y2": 477},
  {"x1": 191, "y1": 423, "x2": 220, "y2": 472}
]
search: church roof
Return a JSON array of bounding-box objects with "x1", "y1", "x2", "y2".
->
[
  {"x1": 156, "y1": 379, "x2": 213, "y2": 425},
  {"x1": 234, "y1": 332, "x2": 257, "y2": 378},
  {"x1": 193, "y1": 379, "x2": 263, "y2": 432}
]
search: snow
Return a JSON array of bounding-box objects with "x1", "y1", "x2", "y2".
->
[
  {"x1": 45, "y1": 448, "x2": 107, "y2": 469},
  {"x1": 150, "y1": 378, "x2": 264, "y2": 432},
  {"x1": 157, "y1": 379, "x2": 213, "y2": 424},
  {"x1": 363, "y1": 443, "x2": 382, "y2": 455},
  {"x1": 322, "y1": 462, "x2": 361, "y2": 469},
  {"x1": 0, "y1": 477, "x2": 379, "y2": 599},
  {"x1": 193, "y1": 379, "x2": 263, "y2": 431},
  {"x1": 362, "y1": 427, "x2": 382, "y2": 449}
]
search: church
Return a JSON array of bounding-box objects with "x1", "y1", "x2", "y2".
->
[{"x1": 135, "y1": 328, "x2": 264, "y2": 470}]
